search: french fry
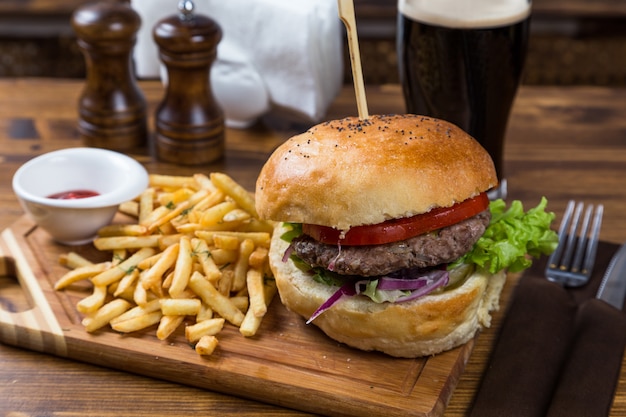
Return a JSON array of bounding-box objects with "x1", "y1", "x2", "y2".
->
[
  {"x1": 114, "y1": 267, "x2": 139, "y2": 297},
  {"x1": 169, "y1": 236, "x2": 193, "y2": 298},
  {"x1": 76, "y1": 285, "x2": 108, "y2": 314},
  {"x1": 223, "y1": 208, "x2": 252, "y2": 223},
  {"x1": 188, "y1": 272, "x2": 244, "y2": 326},
  {"x1": 147, "y1": 200, "x2": 191, "y2": 233},
  {"x1": 200, "y1": 201, "x2": 237, "y2": 227},
  {"x1": 175, "y1": 288, "x2": 197, "y2": 299},
  {"x1": 98, "y1": 224, "x2": 148, "y2": 237},
  {"x1": 119, "y1": 200, "x2": 139, "y2": 217},
  {"x1": 195, "y1": 222, "x2": 249, "y2": 232},
  {"x1": 196, "y1": 303, "x2": 214, "y2": 322},
  {"x1": 233, "y1": 239, "x2": 255, "y2": 292},
  {"x1": 239, "y1": 312, "x2": 262, "y2": 338},
  {"x1": 210, "y1": 172, "x2": 258, "y2": 217},
  {"x1": 83, "y1": 299, "x2": 132, "y2": 332},
  {"x1": 195, "y1": 231, "x2": 271, "y2": 248},
  {"x1": 170, "y1": 190, "x2": 209, "y2": 228},
  {"x1": 93, "y1": 236, "x2": 160, "y2": 251},
  {"x1": 157, "y1": 187, "x2": 195, "y2": 207},
  {"x1": 133, "y1": 276, "x2": 149, "y2": 306},
  {"x1": 139, "y1": 205, "x2": 169, "y2": 227},
  {"x1": 156, "y1": 315, "x2": 185, "y2": 340},
  {"x1": 181, "y1": 188, "x2": 212, "y2": 208},
  {"x1": 193, "y1": 173, "x2": 218, "y2": 192},
  {"x1": 162, "y1": 270, "x2": 175, "y2": 289},
  {"x1": 138, "y1": 188, "x2": 155, "y2": 224},
  {"x1": 246, "y1": 268, "x2": 266, "y2": 318},
  {"x1": 141, "y1": 243, "x2": 179, "y2": 290},
  {"x1": 159, "y1": 298, "x2": 201, "y2": 316},
  {"x1": 110, "y1": 299, "x2": 161, "y2": 325},
  {"x1": 157, "y1": 222, "x2": 177, "y2": 235},
  {"x1": 111, "y1": 311, "x2": 163, "y2": 333},
  {"x1": 264, "y1": 279, "x2": 277, "y2": 303},
  {"x1": 248, "y1": 247, "x2": 269, "y2": 269},
  {"x1": 149, "y1": 174, "x2": 195, "y2": 190},
  {"x1": 175, "y1": 223, "x2": 203, "y2": 234},
  {"x1": 192, "y1": 189, "x2": 225, "y2": 212},
  {"x1": 217, "y1": 268, "x2": 234, "y2": 296},
  {"x1": 240, "y1": 279, "x2": 277, "y2": 337},
  {"x1": 58, "y1": 251, "x2": 94, "y2": 269},
  {"x1": 91, "y1": 247, "x2": 156, "y2": 286},
  {"x1": 54, "y1": 262, "x2": 111, "y2": 290},
  {"x1": 111, "y1": 249, "x2": 127, "y2": 266},
  {"x1": 237, "y1": 217, "x2": 275, "y2": 233},
  {"x1": 158, "y1": 233, "x2": 186, "y2": 249},
  {"x1": 230, "y1": 296, "x2": 249, "y2": 312},
  {"x1": 213, "y1": 233, "x2": 240, "y2": 251},
  {"x1": 234, "y1": 287, "x2": 249, "y2": 297},
  {"x1": 195, "y1": 335, "x2": 219, "y2": 356},
  {"x1": 137, "y1": 252, "x2": 165, "y2": 270},
  {"x1": 185, "y1": 318, "x2": 225, "y2": 343},
  {"x1": 113, "y1": 281, "x2": 136, "y2": 302},
  {"x1": 208, "y1": 248, "x2": 238, "y2": 265},
  {"x1": 190, "y1": 238, "x2": 221, "y2": 282}
]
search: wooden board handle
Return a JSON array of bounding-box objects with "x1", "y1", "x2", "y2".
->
[{"x1": 0, "y1": 230, "x2": 67, "y2": 355}]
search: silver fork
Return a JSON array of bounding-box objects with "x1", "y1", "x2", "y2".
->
[{"x1": 545, "y1": 200, "x2": 604, "y2": 287}]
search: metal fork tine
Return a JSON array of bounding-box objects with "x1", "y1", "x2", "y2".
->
[
  {"x1": 547, "y1": 200, "x2": 575, "y2": 269},
  {"x1": 582, "y1": 204, "x2": 604, "y2": 276},
  {"x1": 570, "y1": 204, "x2": 594, "y2": 273},
  {"x1": 546, "y1": 200, "x2": 604, "y2": 287},
  {"x1": 559, "y1": 201, "x2": 584, "y2": 270}
]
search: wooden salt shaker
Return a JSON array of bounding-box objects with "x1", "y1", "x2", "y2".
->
[
  {"x1": 153, "y1": 0, "x2": 224, "y2": 165},
  {"x1": 72, "y1": 0, "x2": 147, "y2": 150}
]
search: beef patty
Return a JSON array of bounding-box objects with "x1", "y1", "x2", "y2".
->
[{"x1": 291, "y1": 210, "x2": 491, "y2": 277}]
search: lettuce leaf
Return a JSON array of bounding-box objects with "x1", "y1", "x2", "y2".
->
[
  {"x1": 280, "y1": 222, "x2": 303, "y2": 243},
  {"x1": 360, "y1": 279, "x2": 411, "y2": 303},
  {"x1": 451, "y1": 197, "x2": 558, "y2": 274}
]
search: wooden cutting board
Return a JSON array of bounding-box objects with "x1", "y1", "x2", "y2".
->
[{"x1": 0, "y1": 215, "x2": 476, "y2": 417}]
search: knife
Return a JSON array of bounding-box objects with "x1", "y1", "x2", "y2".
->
[
  {"x1": 596, "y1": 241, "x2": 626, "y2": 308},
  {"x1": 546, "y1": 242, "x2": 626, "y2": 417}
]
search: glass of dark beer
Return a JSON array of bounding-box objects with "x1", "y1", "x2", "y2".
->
[{"x1": 397, "y1": 0, "x2": 531, "y2": 199}]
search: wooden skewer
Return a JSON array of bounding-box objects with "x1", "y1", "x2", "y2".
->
[{"x1": 337, "y1": 0, "x2": 369, "y2": 120}]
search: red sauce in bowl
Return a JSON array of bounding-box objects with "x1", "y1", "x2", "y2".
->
[{"x1": 47, "y1": 189, "x2": 100, "y2": 200}]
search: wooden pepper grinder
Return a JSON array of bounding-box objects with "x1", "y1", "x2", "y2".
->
[
  {"x1": 72, "y1": 0, "x2": 147, "y2": 150},
  {"x1": 153, "y1": 0, "x2": 224, "y2": 165}
]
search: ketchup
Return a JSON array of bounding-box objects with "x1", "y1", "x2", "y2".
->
[{"x1": 47, "y1": 189, "x2": 100, "y2": 200}]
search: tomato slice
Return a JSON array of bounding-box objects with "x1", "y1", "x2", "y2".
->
[{"x1": 302, "y1": 192, "x2": 489, "y2": 246}]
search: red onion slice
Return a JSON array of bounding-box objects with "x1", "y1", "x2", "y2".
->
[
  {"x1": 395, "y1": 271, "x2": 449, "y2": 302},
  {"x1": 306, "y1": 281, "x2": 356, "y2": 324},
  {"x1": 282, "y1": 243, "x2": 295, "y2": 263},
  {"x1": 379, "y1": 269, "x2": 448, "y2": 289}
]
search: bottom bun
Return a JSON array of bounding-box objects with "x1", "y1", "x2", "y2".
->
[{"x1": 269, "y1": 223, "x2": 507, "y2": 358}]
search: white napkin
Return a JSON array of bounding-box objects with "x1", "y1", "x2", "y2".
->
[{"x1": 132, "y1": 0, "x2": 344, "y2": 127}]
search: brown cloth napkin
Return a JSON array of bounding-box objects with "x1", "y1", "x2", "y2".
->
[
  {"x1": 546, "y1": 298, "x2": 626, "y2": 417},
  {"x1": 469, "y1": 241, "x2": 626, "y2": 417}
]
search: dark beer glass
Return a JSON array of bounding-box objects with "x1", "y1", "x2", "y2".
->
[{"x1": 397, "y1": 1, "x2": 531, "y2": 198}]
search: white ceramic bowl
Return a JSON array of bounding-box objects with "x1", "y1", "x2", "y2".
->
[{"x1": 12, "y1": 147, "x2": 149, "y2": 245}]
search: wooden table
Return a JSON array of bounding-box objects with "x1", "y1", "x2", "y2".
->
[{"x1": 1, "y1": 78, "x2": 626, "y2": 416}]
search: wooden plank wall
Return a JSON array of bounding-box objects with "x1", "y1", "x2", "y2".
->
[{"x1": 0, "y1": 0, "x2": 625, "y2": 85}]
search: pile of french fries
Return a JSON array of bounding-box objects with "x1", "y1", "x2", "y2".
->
[{"x1": 54, "y1": 172, "x2": 277, "y2": 356}]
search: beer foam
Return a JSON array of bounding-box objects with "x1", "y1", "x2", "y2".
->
[{"x1": 399, "y1": 0, "x2": 531, "y2": 28}]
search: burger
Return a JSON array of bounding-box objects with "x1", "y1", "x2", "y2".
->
[{"x1": 255, "y1": 114, "x2": 556, "y2": 358}]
